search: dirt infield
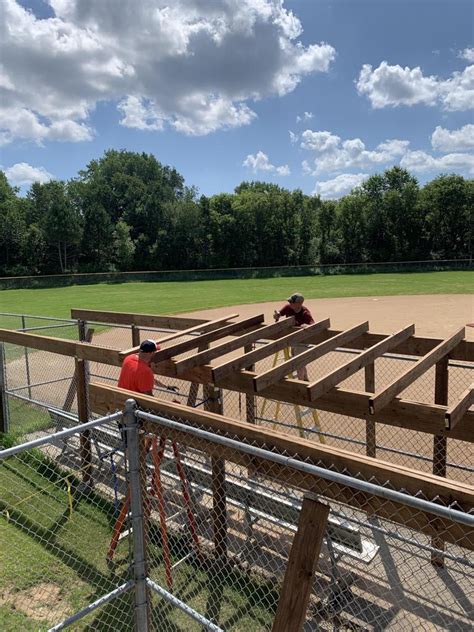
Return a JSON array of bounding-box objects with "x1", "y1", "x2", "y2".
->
[{"x1": 178, "y1": 293, "x2": 474, "y2": 341}]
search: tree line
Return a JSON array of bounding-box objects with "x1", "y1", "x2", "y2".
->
[{"x1": 0, "y1": 149, "x2": 472, "y2": 276}]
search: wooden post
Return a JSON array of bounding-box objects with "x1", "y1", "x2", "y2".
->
[
  {"x1": 0, "y1": 343, "x2": 8, "y2": 433},
  {"x1": 431, "y1": 357, "x2": 449, "y2": 566},
  {"x1": 272, "y1": 495, "x2": 329, "y2": 632},
  {"x1": 76, "y1": 357, "x2": 93, "y2": 487},
  {"x1": 244, "y1": 343, "x2": 256, "y2": 425},
  {"x1": 131, "y1": 324, "x2": 140, "y2": 348},
  {"x1": 365, "y1": 363, "x2": 376, "y2": 457},
  {"x1": 63, "y1": 328, "x2": 94, "y2": 411},
  {"x1": 204, "y1": 384, "x2": 228, "y2": 560}
]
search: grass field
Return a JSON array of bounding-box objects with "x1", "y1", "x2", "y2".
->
[
  {"x1": 0, "y1": 434, "x2": 277, "y2": 630},
  {"x1": 0, "y1": 270, "x2": 472, "y2": 320}
]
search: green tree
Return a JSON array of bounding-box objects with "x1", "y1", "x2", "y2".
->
[
  {"x1": 41, "y1": 181, "x2": 83, "y2": 272},
  {"x1": 419, "y1": 174, "x2": 472, "y2": 259},
  {"x1": 112, "y1": 220, "x2": 135, "y2": 271}
]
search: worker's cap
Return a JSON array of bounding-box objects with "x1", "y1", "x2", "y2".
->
[
  {"x1": 139, "y1": 339, "x2": 158, "y2": 353},
  {"x1": 288, "y1": 293, "x2": 304, "y2": 304}
]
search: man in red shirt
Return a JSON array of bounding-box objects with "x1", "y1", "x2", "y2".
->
[
  {"x1": 274, "y1": 293, "x2": 314, "y2": 381},
  {"x1": 118, "y1": 339, "x2": 177, "y2": 395}
]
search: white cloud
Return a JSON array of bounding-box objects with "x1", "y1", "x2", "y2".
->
[
  {"x1": 431, "y1": 124, "x2": 474, "y2": 152},
  {"x1": 301, "y1": 129, "x2": 409, "y2": 174},
  {"x1": 356, "y1": 61, "x2": 474, "y2": 111},
  {"x1": 0, "y1": 0, "x2": 336, "y2": 143},
  {"x1": 289, "y1": 130, "x2": 298, "y2": 144},
  {"x1": 459, "y1": 47, "x2": 474, "y2": 63},
  {"x1": 5, "y1": 162, "x2": 53, "y2": 187},
  {"x1": 243, "y1": 151, "x2": 290, "y2": 176},
  {"x1": 312, "y1": 173, "x2": 368, "y2": 199},
  {"x1": 0, "y1": 107, "x2": 94, "y2": 146},
  {"x1": 400, "y1": 150, "x2": 474, "y2": 175},
  {"x1": 296, "y1": 111, "x2": 313, "y2": 123},
  {"x1": 118, "y1": 96, "x2": 165, "y2": 131}
]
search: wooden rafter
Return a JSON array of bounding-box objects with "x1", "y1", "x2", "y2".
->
[
  {"x1": 445, "y1": 384, "x2": 474, "y2": 430},
  {"x1": 151, "y1": 314, "x2": 263, "y2": 363},
  {"x1": 369, "y1": 327, "x2": 465, "y2": 414},
  {"x1": 150, "y1": 359, "x2": 474, "y2": 442},
  {"x1": 119, "y1": 312, "x2": 240, "y2": 359},
  {"x1": 71, "y1": 308, "x2": 210, "y2": 330},
  {"x1": 211, "y1": 318, "x2": 330, "y2": 383},
  {"x1": 253, "y1": 321, "x2": 369, "y2": 393},
  {"x1": 307, "y1": 324, "x2": 415, "y2": 401},
  {"x1": 174, "y1": 317, "x2": 296, "y2": 375}
]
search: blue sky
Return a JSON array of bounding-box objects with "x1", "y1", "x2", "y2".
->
[{"x1": 1, "y1": 0, "x2": 473, "y2": 199}]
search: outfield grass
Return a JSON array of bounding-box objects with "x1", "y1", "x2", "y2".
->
[
  {"x1": 0, "y1": 451, "x2": 277, "y2": 630},
  {"x1": 0, "y1": 270, "x2": 472, "y2": 320}
]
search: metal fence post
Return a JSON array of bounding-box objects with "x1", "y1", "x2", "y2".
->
[
  {"x1": 124, "y1": 398, "x2": 150, "y2": 631},
  {"x1": 0, "y1": 343, "x2": 9, "y2": 433},
  {"x1": 21, "y1": 315, "x2": 32, "y2": 400}
]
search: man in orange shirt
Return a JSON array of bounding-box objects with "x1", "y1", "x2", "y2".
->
[{"x1": 118, "y1": 339, "x2": 177, "y2": 395}]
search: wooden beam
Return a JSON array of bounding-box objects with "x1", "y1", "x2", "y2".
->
[
  {"x1": 151, "y1": 359, "x2": 474, "y2": 443},
  {"x1": 365, "y1": 363, "x2": 376, "y2": 458},
  {"x1": 307, "y1": 324, "x2": 415, "y2": 401},
  {"x1": 71, "y1": 308, "x2": 211, "y2": 330},
  {"x1": 300, "y1": 330, "x2": 474, "y2": 363},
  {"x1": 63, "y1": 328, "x2": 94, "y2": 411},
  {"x1": 253, "y1": 321, "x2": 369, "y2": 393},
  {"x1": 119, "y1": 313, "x2": 240, "y2": 359},
  {"x1": 0, "y1": 328, "x2": 122, "y2": 366},
  {"x1": 151, "y1": 314, "x2": 261, "y2": 363},
  {"x1": 212, "y1": 318, "x2": 330, "y2": 383},
  {"x1": 369, "y1": 328, "x2": 465, "y2": 414},
  {"x1": 174, "y1": 317, "x2": 296, "y2": 375},
  {"x1": 445, "y1": 384, "x2": 474, "y2": 430},
  {"x1": 76, "y1": 358, "x2": 93, "y2": 487},
  {"x1": 88, "y1": 383, "x2": 474, "y2": 509},
  {"x1": 272, "y1": 496, "x2": 329, "y2": 632},
  {"x1": 431, "y1": 357, "x2": 449, "y2": 566}
]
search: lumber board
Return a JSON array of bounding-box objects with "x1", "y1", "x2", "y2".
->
[
  {"x1": 174, "y1": 317, "x2": 296, "y2": 375},
  {"x1": 0, "y1": 328, "x2": 122, "y2": 365},
  {"x1": 119, "y1": 313, "x2": 239, "y2": 359},
  {"x1": 307, "y1": 324, "x2": 415, "y2": 401},
  {"x1": 212, "y1": 318, "x2": 330, "y2": 383},
  {"x1": 89, "y1": 383, "x2": 474, "y2": 508},
  {"x1": 71, "y1": 308, "x2": 209, "y2": 330},
  {"x1": 87, "y1": 387, "x2": 474, "y2": 549},
  {"x1": 150, "y1": 358, "x2": 474, "y2": 442},
  {"x1": 445, "y1": 383, "x2": 474, "y2": 430},
  {"x1": 151, "y1": 314, "x2": 261, "y2": 362},
  {"x1": 301, "y1": 330, "x2": 474, "y2": 362},
  {"x1": 369, "y1": 328, "x2": 465, "y2": 414},
  {"x1": 253, "y1": 321, "x2": 369, "y2": 393},
  {"x1": 272, "y1": 496, "x2": 329, "y2": 632}
]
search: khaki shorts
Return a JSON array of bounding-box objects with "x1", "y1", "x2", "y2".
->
[{"x1": 290, "y1": 343, "x2": 309, "y2": 356}]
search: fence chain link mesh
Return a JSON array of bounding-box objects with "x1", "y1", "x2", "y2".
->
[{"x1": 0, "y1": 313, "x2": 473, "y2": 630}]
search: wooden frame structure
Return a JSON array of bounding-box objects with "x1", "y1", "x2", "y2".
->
[{"x1": 1, "y1": 308, "x2": 473, "y2": 631}]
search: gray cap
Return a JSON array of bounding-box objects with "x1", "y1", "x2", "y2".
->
[{"x1": 288, "y1": 293, "x2": 304, "y2": 304}]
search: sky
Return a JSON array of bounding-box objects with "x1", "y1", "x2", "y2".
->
[{"x1": 0, "y1": 0, "x2": 473, "y2": 199}]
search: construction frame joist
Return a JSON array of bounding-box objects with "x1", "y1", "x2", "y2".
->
[
  {"x1": 88, "y1": 383, "x2": 474, "y2": 551},
  {"x1": 0, "y1": 309, "x2": 473, "y2": 440}
]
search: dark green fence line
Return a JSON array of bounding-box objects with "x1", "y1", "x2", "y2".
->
[{"x1": 1, "y1": 259, "x2": 472, "y2": 290}]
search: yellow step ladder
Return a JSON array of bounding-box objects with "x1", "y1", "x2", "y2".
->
[{"x1": 259, "y1": 347, "x2": 325, "y2": 442}]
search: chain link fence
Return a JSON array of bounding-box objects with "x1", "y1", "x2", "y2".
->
[{"x1": 1, "y1": 403, "x2": 473, "y2": 631}]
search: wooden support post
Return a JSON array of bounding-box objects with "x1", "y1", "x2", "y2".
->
[
  {"x1": 131, "y1": 324, "x2": 140, "y2": 348},
  {"x1": 63, "y1": 328, "x2": 94, "y2": 411},
  {"x1": 0, "y1": 343, "x2": 8, "y2": 434},
  {"x1": 272, "y1": 495, "x2": 329, "y2": 632},
  {"x1": 204, "y1": 384, "x2": 228, "y2": 560},
  {"x1": 365, "y1": 363, "x2": 376, "y2": 458},
  {"x1": 431, "y1": 357, "x2": 449, "y2": 567},
  {"x1": 244, "y1": 343, "x2": 256, "y2": 425},
  {"x1": 76, "y1": 357, "x2": 93, "y2": 487}
]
